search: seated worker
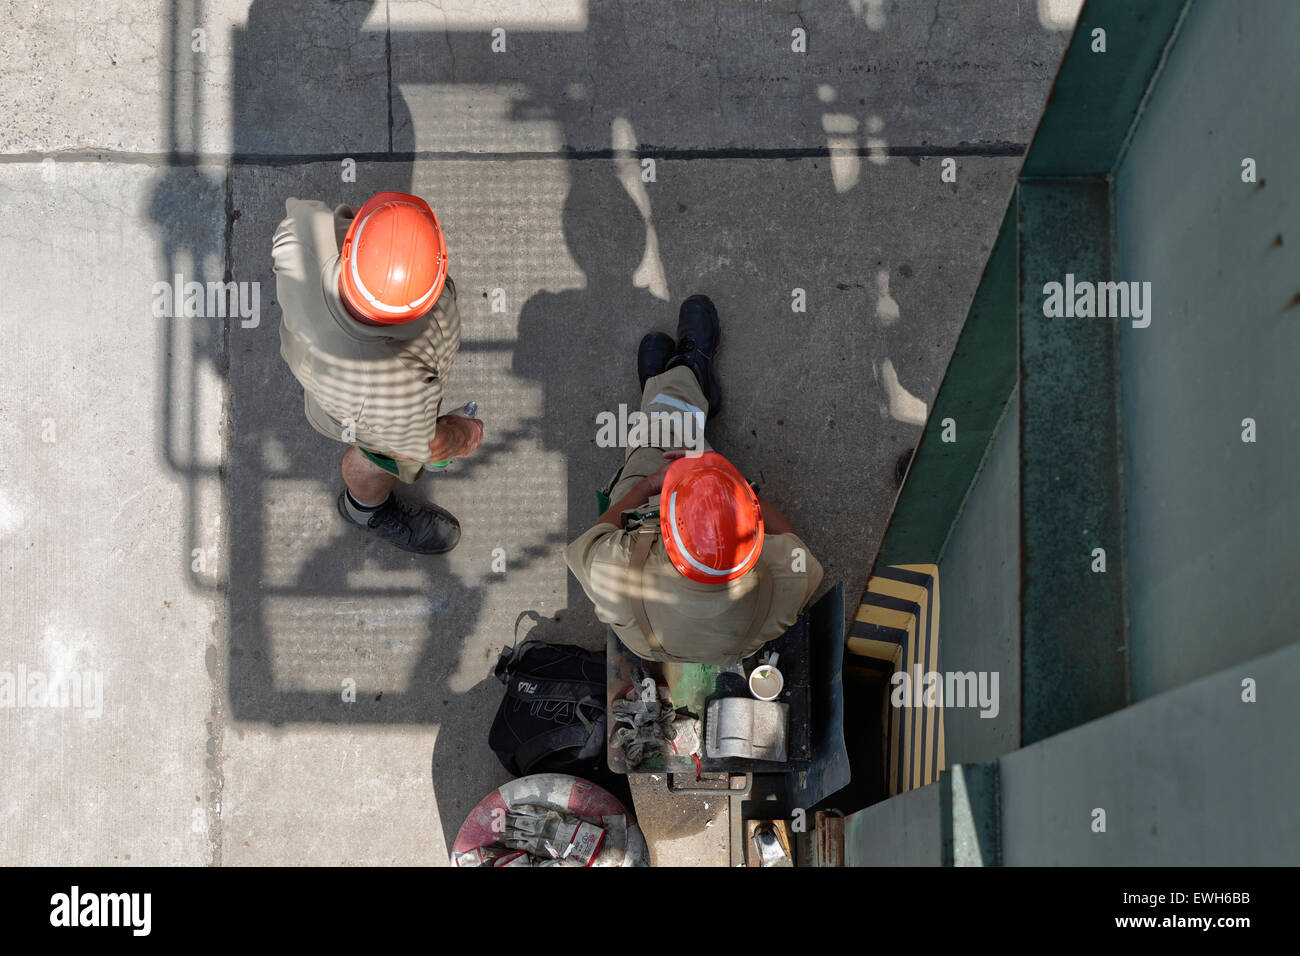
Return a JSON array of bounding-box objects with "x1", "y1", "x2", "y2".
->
[{"x1": 564, "y1": 295, "x2": 823, "y2": 666}]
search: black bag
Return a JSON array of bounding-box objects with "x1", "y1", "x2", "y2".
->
[{"x1": 489, "y1": 618, "x2": 608, "y2": 779}]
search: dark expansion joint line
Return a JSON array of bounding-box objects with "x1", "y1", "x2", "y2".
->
[{"x1": 0, "y1": 143, "x2": 1028, "y2": 166}]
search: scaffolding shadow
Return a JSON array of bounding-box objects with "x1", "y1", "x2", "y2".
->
[{"x1": 147, "y1": 0, "x2": 1054, "y2": 856}]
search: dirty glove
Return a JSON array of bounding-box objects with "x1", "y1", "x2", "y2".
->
[{"x1": 502, "y1": 805, "x2": 580, "y2": 859}]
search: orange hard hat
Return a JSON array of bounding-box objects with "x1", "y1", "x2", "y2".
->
[
  {"x1": 339, "y1": 191, "x2": 448, "y2": 324},
  {"x1": 660, "y1": 451, "x2": 764, "y2": 584}
]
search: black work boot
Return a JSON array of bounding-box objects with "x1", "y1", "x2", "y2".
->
[
  {"x1": 666, "y1": 294, "x2": 722, "y2": 416},
  {"x1": 637, "y1": 331, "x2": 675, "y2": 391},
  {"x1": 337, "y1": 491, "x2": 461, "y2": 554}
]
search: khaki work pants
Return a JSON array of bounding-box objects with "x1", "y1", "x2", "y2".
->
[{"x1": 604, "y1": 365, "x2": 712, "y2": 505}]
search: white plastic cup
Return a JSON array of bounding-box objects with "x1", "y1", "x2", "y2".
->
[{"x1": 748, "y1": 663, "x2": 784, "y2": 701}]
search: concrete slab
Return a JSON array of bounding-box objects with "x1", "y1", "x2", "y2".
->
[
  {"x1": 1, "y1": 0, "x2": 1072, "y2": 155},
  {"x1": 390, "y1": 0, "x2": 1073, "y2": 153},
  {"x1": 220, "y1": 725, "x2": 443, "y2": 865},
  {"x1": 0, "y1": 0, "x2": 398, "y2": 157},
  {"x1": 0, "y1": 161, "x2": 223, "y2": 864},
  {"x1": 627, "y1": 773, "x2": 730, "y2": 867}
]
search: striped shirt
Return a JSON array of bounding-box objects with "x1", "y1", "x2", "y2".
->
[{"x1": 273, "y1": 198, "x2": 461, "y2": 461}]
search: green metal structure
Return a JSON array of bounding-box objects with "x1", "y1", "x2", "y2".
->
[{"x1": 845, "y1": 0, "x2": 1300, "y2": 864}]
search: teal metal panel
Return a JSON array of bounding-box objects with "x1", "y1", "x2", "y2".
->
[
  {"x1": 999, "y1": 641, "x2": 1300, "y2": 864},
  {"x1": 842, "y1": 762, "x2": 1000, "y2": 866},
  {"x1": 1114, "y1": 0, "x2": 1300, "y2": 699},
  {"x1": 1018, "y1": 180, "x2": 1127, "y2": 745},
  {"x1": 936, "y1": 392, "x2": 1021, "y2": 764},
  {"x1": 1021, "y1": 0, "x2": 1189, "y2": 178},
  {"x1": 844, "y1": 775, "x2": 945, "y2": 866},
  {"x1": 845, "y1": 0, "x2": 1297, "y2": 865},
  {"x1": 845, "y1": 642, "x2": 1300, "y2": 866}
]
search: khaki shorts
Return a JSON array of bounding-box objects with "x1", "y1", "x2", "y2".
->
[{"x1": 357, "y1": 447, "x2": 430, "y2": 484}]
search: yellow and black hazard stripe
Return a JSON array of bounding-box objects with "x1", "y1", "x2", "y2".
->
[{"x1": 847, "y1": 564, "x2": 944, "y2": 796}]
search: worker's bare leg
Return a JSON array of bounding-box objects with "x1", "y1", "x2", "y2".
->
[{"x1": 341, "y1": 446, "x2": 398, "y2": 505}]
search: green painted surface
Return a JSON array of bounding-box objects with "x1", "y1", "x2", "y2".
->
[
  {"x1": 869, "y1": 0, "x2": 1197, "y2": 745},
  {"x1": 1021, "y1": 0, "x2": 1189, "y2": 178},
  {"x1": 844, "y1": 0, "x2": 1298, "y2": 865},
  {"x1": 848, "y1": 641, "x2": 1300, "y2": 865}
]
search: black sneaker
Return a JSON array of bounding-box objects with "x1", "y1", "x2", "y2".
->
[
  {"x1": 337, "y1": 491, "x2": 461, "y2": 554},
  {"x1": 666, "y1": 294, "x2": 722, "y2": 416},
  {"x1": 637, "y1": 331, "x2": 675, "y2": 391}
]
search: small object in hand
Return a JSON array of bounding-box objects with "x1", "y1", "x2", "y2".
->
[{"x1": 424, "y1": 400, "x2": 480, "y2": 472}]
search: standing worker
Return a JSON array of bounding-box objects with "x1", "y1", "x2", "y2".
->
[
  {"x1": 565, "y1": 295, "x2": 823, "y2": 665},
  {"x1": 272, "y1": 191, "x2": 483, "y2": 554}
]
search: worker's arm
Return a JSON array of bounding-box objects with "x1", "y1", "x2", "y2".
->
[
  {"x1": 595, "y1": 450, "x2": 685, "y2": 527},
  {"x1": 756, "y1": 492, "x2": 797, "y2": 537},
  {"x1": 595, "y1": 476, "x2": 656, "y2": 528}
]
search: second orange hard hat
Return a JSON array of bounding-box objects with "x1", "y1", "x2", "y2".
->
[
  {"x1": 660, "y1": 451, "x2": 764, "y2": 584},
  {"x1": 339, "y1": 191, "x2": 448, "y2": 325}
]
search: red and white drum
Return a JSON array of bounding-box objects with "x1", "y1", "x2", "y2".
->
[{"x1": 453, "y1": 773, "x2": 649, "y2": 867}]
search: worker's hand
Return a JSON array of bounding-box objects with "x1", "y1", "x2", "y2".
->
[
  {"x1": 429, "y1": 414, "x2": 484, "y2": 461},
  {"x1": 645, "y1": 449, "x2": 688, "y2": 495},
  {"x1": 596, "y1": 451, "x2": 688, "y2": 528}
]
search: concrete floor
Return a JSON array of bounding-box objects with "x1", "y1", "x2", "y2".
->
[{"x1": 0, "y1": 0, "x2": 1075, "y2": 865}]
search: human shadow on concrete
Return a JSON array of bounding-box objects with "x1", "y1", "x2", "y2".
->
[{"x1": 148, "y1": 0, "x2": 1057, "y2": 857}]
